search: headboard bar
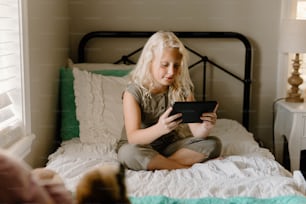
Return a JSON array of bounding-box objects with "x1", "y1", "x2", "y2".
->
[
  {"x1": 77, "y1": 31, "x2": 252, "y2": 129},
  {"x1": 114, "y1": 47, "x2": 143, "y2": 64}
]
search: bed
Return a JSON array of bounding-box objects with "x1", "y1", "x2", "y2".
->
[{"x1": 47, "y1": 31, "x2": 306, "y2": 203}]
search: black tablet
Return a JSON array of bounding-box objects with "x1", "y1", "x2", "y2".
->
[{"x1": 170, "y1": 101, "x2": 218, "y2": 123}]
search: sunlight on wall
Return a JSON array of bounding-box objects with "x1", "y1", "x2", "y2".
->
[
  {"x1": 296, "y1": 1, "x2": 306, "y2": 95},
  {"x1": 297, "y1": 1, "x2": 306, "y2": 18}
]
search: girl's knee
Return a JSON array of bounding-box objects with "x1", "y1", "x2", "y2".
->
[
  {"x1": 190, "y1": 136, "x2": 222, "y2": 160},
  {"x1": 117, "y1": 144, "x2": 139, "y2": 163},
  {"x1": 206, "y1": 136, "x2": 222, "y2": 159},
  {"x1": 117, "y1": 144, "x2": 154, "y2": 171}
]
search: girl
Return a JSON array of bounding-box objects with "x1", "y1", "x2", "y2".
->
[{"x1": 117, "y1": 31, "x2": 221, "y2": 171}]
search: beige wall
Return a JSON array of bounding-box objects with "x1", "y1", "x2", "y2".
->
[
  {"x1": 68, "y1": 0, "x2": 282, "y2": 150},
  {"x1": 24, "y1": 0, "x2": 283, "y2": 167},
  {"x1": 25, "y1": 0, "x2": 69, "y2": 167}
]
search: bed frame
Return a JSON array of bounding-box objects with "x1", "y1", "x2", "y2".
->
[{"x1": 77, "y1": 31, "x2": 252, "y2": 129}]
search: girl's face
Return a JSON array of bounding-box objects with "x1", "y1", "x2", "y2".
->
[{"x1": 150, "y1": 47, "x2": 182, "y2": 92}]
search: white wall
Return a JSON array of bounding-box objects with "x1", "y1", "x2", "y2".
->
[
  {"x1": 68, "y1": 0, "x2": 282, "y2": 150},
  {"x1": 24, "y1": 0, "x2": 69, "y2": 167}
]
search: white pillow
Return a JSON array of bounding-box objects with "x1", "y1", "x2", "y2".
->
[
  {"x1": 209, "y1": 119, "x2": 261, "y2": 156},
  {"x1": 73, "y1": 68, "x2": 128, "y2": 145}
]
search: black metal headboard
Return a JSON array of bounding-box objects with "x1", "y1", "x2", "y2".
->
[{"x1": 77, "y1": 31, "x2": 252, "y2": 129}]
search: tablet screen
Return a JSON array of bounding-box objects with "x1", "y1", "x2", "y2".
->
[{"x1": 170, "y1": 101, "x2": 217, "y2": 123}]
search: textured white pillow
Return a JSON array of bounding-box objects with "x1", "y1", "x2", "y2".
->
[
  {"x1": 73, "y1": 68, "x2": 128, "y2": 145},
  {"x1": 210, "y1": 119, "x2": 261, "y2": 156}
]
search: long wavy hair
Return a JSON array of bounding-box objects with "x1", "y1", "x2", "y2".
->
[{"x1": 130, "y1": 31, "x2": 194, "y2": 105}]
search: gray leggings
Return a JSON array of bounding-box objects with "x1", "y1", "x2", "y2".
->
[{"x1": 117, "y1": 136, "x2": 222, "y2": 171}]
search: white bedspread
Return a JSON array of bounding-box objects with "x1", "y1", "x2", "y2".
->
[{"x1": 46, "y1": 138, "x2": 306, "y2": 199}]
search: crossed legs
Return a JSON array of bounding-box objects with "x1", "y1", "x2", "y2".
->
[
  {"x1": 147, "y1": 148, "x2": 206, "y2": 170},
  {"x1": 117, "y1": 136, "x2": 222, "y2": 171}
]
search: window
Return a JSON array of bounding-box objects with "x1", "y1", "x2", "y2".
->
[{"x1": 0, "y1": 0, "x2": 34, "y2": 157}]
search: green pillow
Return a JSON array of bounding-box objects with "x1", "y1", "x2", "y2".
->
[{"x1": 59, "y1": 67, "x2": 131, "y2": 141}]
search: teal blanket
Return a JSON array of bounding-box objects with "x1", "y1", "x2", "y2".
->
[{"x1": 130, "y1": 195, "x2": 306, "y2": 204}]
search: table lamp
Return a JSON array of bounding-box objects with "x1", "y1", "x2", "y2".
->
[{"x1": 279, "y1": 19, "x2": 306, "y2": 102}]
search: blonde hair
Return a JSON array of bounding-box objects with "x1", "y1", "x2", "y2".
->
[{"x1": 130, "y1": 31, "x2": 194, "y2": 104}]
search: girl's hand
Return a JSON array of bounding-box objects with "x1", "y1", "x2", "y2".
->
[
  {"x1": 200, "y1": 103, "x2": 218, "y2": 130},
  {"x1": 157, "y1": 107, "x2": 182, "y2": 134},
  {"x1": 200, "y1": 112, "x2": 217, "y2": 130}
]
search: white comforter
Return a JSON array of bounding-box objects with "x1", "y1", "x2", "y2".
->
[{"x1": 46, "y1": 138, "x2": 306, "y2": 199}]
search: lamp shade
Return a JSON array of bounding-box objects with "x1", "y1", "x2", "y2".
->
[{"x1": 279, "y1": 19, "x2": 306, "y2": 53}]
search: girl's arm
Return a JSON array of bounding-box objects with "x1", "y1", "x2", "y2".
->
[
  {"x1": 123, "y1": 91, "x2": 182, "y2": 145},
  {"x1": 187, "y1": 95, "x2": 218, "y2": 138}
]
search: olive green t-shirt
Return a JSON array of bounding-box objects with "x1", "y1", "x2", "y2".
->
[{"x1": 118, "y1": 83, "x2": 192, "y2": 146}]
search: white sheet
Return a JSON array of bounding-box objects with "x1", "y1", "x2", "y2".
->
[{"x1": 46, "y1": 137, "x2": 306, "y2": 199}]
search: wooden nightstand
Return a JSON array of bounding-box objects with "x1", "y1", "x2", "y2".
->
[{"x1": 274, "y1": 100, "x2": 306, "y2": 172}]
